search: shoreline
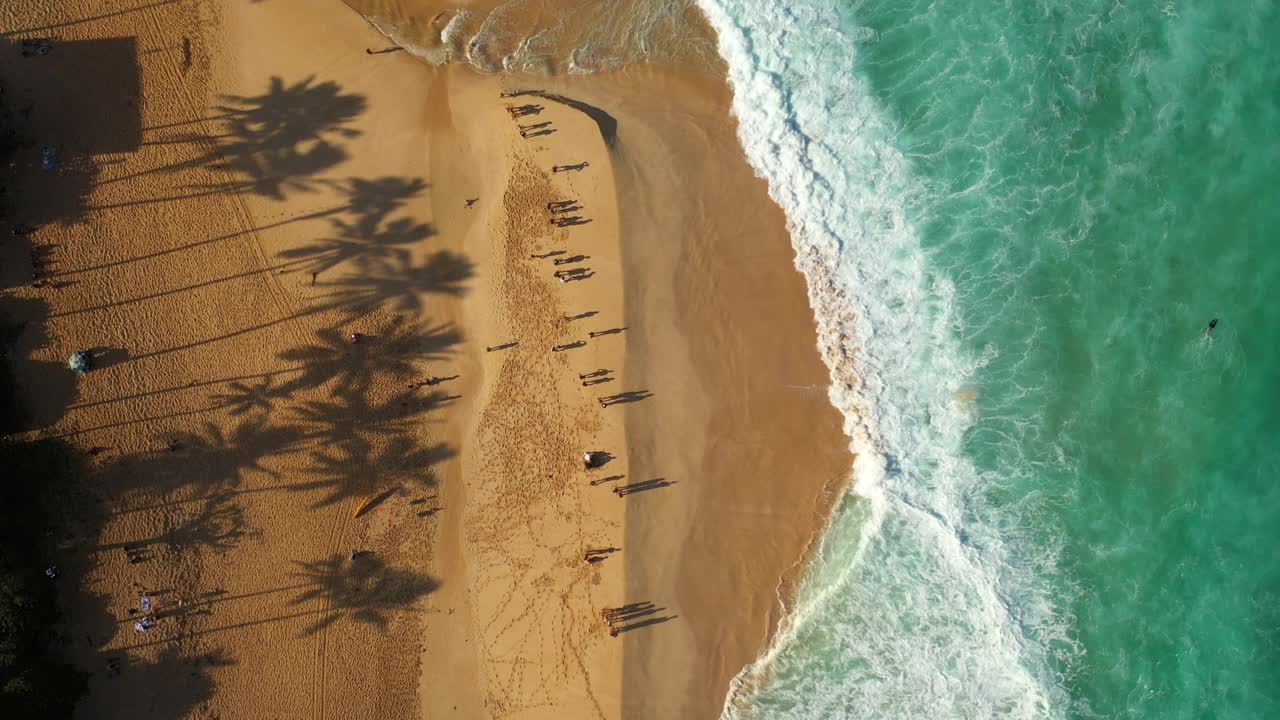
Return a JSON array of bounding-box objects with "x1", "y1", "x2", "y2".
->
[{"x1": 415, "y1": 56, "x2": 851, "y2": 720}]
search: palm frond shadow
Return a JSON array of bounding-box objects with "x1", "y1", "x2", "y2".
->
[
  {"x1": 208, "y1": 377, "x2": 280, "y2": 416},
  {"x1": 159, "y1": 492, "x2": 256, "y2": 553},
  {"x1": 119, "y1": 75, "x2": 366, "y2": 199},
  {"x1": 320, "y1": 250, "x2": 476, "y2": 318},
  {"x1": 296, "y1": 435, "x2": 453, "y2": 508},
  {"x1": 155, "y1": 416, "x2": 306, "y2": 491},
  {"x1": 275, "y1": 318, "x2": 462, "y2": 396},
  {"x1": 278, "y1": 176, "x2": 432, "y2": 273},
  {"x1": 101, "y1": 492, "x2": 254, "y2": 555},
  {"x1": 291, "y1": 386, "x2": 458, "y2": 447},
  {"x1": 290, "y1": 554, "x2": 438, "y2": 636}
]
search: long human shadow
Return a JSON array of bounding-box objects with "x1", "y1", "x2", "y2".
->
[
  {"x1": 614, "y1": 478, "x2": 677, "y2": 497},
  {"x1": 289, "y1": 553, "x2": 438, "y2": 636},
  {"x1": 600, "y1": 390, "x2": 654, "y2": 407},
  {"x1": 614, "y1": 615, "x2": 677, "y2": 634},
  {"x1": 105, "y1": 75, "x2": 366, "y2": 201}
]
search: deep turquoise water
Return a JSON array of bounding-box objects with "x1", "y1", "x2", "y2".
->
[{"x1": 699, "y1": 0, "x2": 1280, "y2": 717}]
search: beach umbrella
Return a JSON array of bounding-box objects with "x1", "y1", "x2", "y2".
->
[{"x1": 68, "y1": 351, "x2": 91, "y2": 374}]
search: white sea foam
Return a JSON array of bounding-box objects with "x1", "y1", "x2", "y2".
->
[
  {"x1": 693, "y1": 1, "x2": 1069, "y2": 717},
  {"x1": 350, "y1": 0, "x2": 719, "y2": 74}
]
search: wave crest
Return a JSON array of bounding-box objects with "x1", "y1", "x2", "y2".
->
[{"x1": 694, "y1": 0, "x2": 1069, "y2": 717}]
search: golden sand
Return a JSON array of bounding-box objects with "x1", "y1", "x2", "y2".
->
[{"x1": 0, "y1": 1, "x2": 849, "y2": 718}]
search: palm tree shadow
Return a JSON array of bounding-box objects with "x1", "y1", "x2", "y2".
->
[
  {"x1": 118, "y1": 75, "x2": 366, "y2": 201},
  {"x1": 170, "y1": 493, "x2": 256, "y2": 553},
  {"x1": 322, "y1": 250, "x2": 475, "y2": 318},
  {"x1": 278, "y1": 176, "x2": 433, "y2": 273},
  {"x1": 296, "y1": 434, "x2": 453, "y2": 508},
  {"x1": 86, "y1": 647, "x2": 230, "y2": 718},
  {"x1": 289, "y1": 553, "x2": 438, "y2": 636},
  {"x1": 275, "y1": 318, "x2": 463, "y2": 396},
  {"x1": 114, "y1": 416, "x2": 306, "y2": 498},
  {"x1": 105, "y1": 492, "x2": 254, "y2": 554},
  {"x1": 292, "y1": 385, "x2": 458, "y2": 447},
  {"x1": 207, "y1": 376, "x2": 285, "y2": 416}
]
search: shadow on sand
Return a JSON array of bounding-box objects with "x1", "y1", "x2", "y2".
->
[{"x1": 0, "y1": 51, "x2": 464, "y2": 715}]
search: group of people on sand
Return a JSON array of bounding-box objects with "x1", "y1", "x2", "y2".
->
[
  {"x1": 600, "y1": 602, "x2": 658, "y2": 637},
  {"x1": 501, "y1": 91, "x2": 558, "y2": 137},
  {"x1": 131, "y1": 590, "x2": 157, "y2": 633},
  {"x1": 541, "y1": 200, "x2": 596, "y2": 282},
  {"x1": 494, "y1": 91, "x2": 665, "y2": 637},
  {"x1": 501, "y1": 92, "x2": 560, "y2": 140}
]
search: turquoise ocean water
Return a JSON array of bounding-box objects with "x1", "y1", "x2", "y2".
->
[{"x1": 693, "y1": 0, "x2": 1280, "y2": 718}]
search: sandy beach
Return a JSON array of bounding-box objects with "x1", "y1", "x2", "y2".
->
[{"x1": 0, "y1": 1, "x2": 850, "y2": 718}]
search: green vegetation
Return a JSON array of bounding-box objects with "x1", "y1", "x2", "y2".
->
[
  {"x1": 0, "y1": 78, "x2": 88, "y2": 718},
  {"x1": 0, "y1": 432, "x2": 88, "y2": 719}
]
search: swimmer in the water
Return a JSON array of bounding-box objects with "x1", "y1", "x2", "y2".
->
[{"x1": 1206, "y1": 318, "x2": 1219, "y2": 335}]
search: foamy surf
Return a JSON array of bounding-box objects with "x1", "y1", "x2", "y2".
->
[
  {"x1": 344, "y1": 0, "x2": 720, "y2": 73},
  {"x1": 693, "y1": 0, "x2": 1069, "y2": 717}
]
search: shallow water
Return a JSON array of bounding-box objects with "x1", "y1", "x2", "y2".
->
[
  {"x1": 343, "y1": 0, "x2": 717, "y2": 72},
  {"x1": 699, "y1": 0, "x2": 1280, "y2": 718}
]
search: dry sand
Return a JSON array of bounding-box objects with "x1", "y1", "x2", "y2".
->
[{"x1": 0, "y1": 1, "x2": 850, "y2": 718}]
